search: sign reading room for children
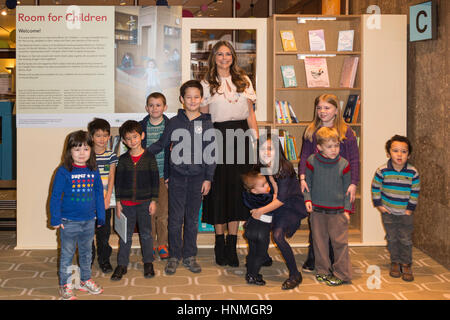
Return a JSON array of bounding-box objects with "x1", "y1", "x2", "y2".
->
[
  {"x1": 17, "y1": 11, "x2": 108, "y2": 23},
  {"x1": 16, "y1": 5, "x2": 115, "y2": 124}
]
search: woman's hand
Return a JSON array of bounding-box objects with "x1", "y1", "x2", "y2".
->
[
  {"x1": 53, "y1": 224, "x2": 64, "y2": 229},
  {"x1": 346, "y1": 184, "x2": 357, "y2": 203},
  {"x1": 201, "y1": 180, "x2": 211, "y2": 196}
]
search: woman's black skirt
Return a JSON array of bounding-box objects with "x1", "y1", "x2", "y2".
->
[{"x1": 202, "y1": 120, "x2": 256, "y2": 225}]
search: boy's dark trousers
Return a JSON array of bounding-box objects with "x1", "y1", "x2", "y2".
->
[
  {"x1": 92, "y1": 208, "x2": 113, "y2": 265},
  {"x1": 168, "y1": 173, "x2": 204, "y2": 260},
  {"x1": 381, "y1": 212, "x2": 413, "y2": 264},
  {"x1": 244, "y1": 217, "x2": 271, "y2": 276},
  {"x1": 117, "y1": 201, "x2": 154, "y2": 266}
]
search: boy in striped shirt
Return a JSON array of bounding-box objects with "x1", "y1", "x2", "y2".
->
[
  {"x1": 371, "y1": 135, "x2": 420, "y2": 282},
  {"x1": 88, "y1": 118, "x2": 118, "y2": 274}
]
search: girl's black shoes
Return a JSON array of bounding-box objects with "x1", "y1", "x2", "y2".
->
[{"x1": 281, "y1": 273, "x2": 303, "y2": 290}]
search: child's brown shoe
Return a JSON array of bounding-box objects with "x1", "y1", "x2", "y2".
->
[
  {"x1": 389, "y1": 262, "x2": 401, "y2": 278},
  {"x1": 401, "y1": 263, "x2": 414, "y2": 282}
]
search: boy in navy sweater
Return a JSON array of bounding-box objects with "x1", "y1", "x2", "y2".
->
[{"x1": 148, "y1": 80, "x2": 216, "y2": 275}]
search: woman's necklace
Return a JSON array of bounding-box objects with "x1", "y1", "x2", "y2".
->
[{"x1": 220, "y1": 76, "x2": 239, "y2": 104}]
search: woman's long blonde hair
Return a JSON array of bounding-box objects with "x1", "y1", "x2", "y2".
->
[
  {"x1": 203, "y1": 40, "x2": 250, "y2": 96},
  {"x1": 304, "y1": 94, "x2": 350, "y2": 142}
]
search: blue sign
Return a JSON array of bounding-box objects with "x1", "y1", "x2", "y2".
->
[{"x1": 409, "y1": 0, "x2": 437, "y2": 42}]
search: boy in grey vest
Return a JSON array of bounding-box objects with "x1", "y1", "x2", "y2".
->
[{"x1": 303, "y1": 127, "x2": 352, "y2": 286}]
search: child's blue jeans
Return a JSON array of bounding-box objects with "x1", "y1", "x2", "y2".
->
[{"x1": 59, "y1": 218, "x2": 95, "y2": 286}]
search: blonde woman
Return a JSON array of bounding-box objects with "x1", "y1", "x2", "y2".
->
[
  {"x1": 298, "y1": 94, "x2": 360, "y2": 272},
  {"x1": 200, "y1": 40, "x2": 258, "y2": 267}
]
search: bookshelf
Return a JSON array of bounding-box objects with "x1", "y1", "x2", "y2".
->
[
  {"x1": 271, "y1": 14, "x2": 363, "y2": 233},
  {"x1": 265, "y1": 14, "x2": 407, "y2": 243}
]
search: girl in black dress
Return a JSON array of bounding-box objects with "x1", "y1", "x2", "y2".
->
[{"x1": 253, "y1": 135, "x2": 308, "y2": 289}]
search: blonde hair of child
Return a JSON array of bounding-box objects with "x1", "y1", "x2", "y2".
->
[
  {"x1": 304, "y1": 94, "x2": 349, "y2": 142},
  {"x1": 316, "y1": 127, "x2": 340, "y2": 146}
]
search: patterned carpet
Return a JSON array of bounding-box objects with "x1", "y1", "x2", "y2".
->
[{"x1": 0, "y1": 231, "x2": 449, "y2": 300}]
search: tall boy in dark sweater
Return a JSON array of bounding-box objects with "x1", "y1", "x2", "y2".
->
[
  {"x1": 148, "y1": 80, "x2": 216, "y2": 275},
  {"x1": 303, "y1": 127, "x2": 352, "y2": 286}
]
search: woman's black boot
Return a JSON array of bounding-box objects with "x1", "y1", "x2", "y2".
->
[
  {"x1": 225, "y1": 234, "x2": 239, "y2": 267},
  {"x1": 214, "y1": 234, "x2": 227, "y2": 266}
]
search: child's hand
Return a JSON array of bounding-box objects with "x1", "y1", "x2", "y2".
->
[
  {"x1": 405, "y1": 210, "x2": 413, "y2": 216},
  {"x1": 201, "y1": 181, "x2": 211, "y2": 196},
  {"x1": 250, "y1": 208, "x2": 264, "y2": 220},
  {"x1": 346, "y1": 184, "x2": 357, "y2": 203},
  {"x1": 149, "y1": 201, "x2": 156, "y2": 216},
  {"x1": 53, "y1": 224, "x2": 64, "y2": 229},
  {"x1": 305, "y1": 202, "x2": 313, "y2": 213},
  {"x1": 300, "y1": 179, "x2": 310, "y2": 193},
  {"x1": 344, "y1": 212, "x2": 350, "y2": 221},
  {"x1": 377, "y1": 206, "x2": 390, "y2": 214},
  {"x1": 164, "y1": 179, "x2": 169, "y2": 189},
  {"x1": 104, "y1": 196, "x2": 111, "y2": 210},
  {"x1": 116, "y1": 202, "x2": 122, "y2": 218}
]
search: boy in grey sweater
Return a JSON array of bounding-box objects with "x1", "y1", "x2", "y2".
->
[{"x1": 303, "y1": 127, "x2": 352, "y2": 286}]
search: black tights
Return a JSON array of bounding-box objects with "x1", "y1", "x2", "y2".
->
[
  {"x1": 244, "y1": 218, "x2": 271, "y2": 276},
  {"x1": 272, "y1": 227, "x2": 301, "y2": 279}
]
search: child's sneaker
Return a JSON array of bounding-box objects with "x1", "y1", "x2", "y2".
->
[
  {"x1": 158, "y1": 245, "x2": 170, "y2": 260},
  {"x1": 78, "y1": 279, "x2": 104, "y2": 295},
  {"x1": 315, "y1": 273, "x2": 329, "y2": 283},
  {"x1": 165, "y1": 258, "x2": 179, "y2": 275},
  {"x1": 325, "y1": 275, "x2": 351, "y2": 286},
  {"x1": 59, "y1": 283, "x2": 77, "y2": 300},
  {"x1": 182, "y1": 256, "x2": 202, "y2": 273}
]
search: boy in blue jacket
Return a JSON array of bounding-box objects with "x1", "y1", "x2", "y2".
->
[{"x1": 148, "y1": 80, "x2": 217, "y2": 275}]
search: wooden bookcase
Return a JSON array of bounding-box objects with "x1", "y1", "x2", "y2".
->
[
  {"x1": 268, "y1": 15, "x2": 363, "y2": 234},
  {"x1": 264, "y1": 14, "x2": 407, "y2": 244}
]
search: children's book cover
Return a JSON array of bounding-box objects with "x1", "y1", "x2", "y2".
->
[
  {"x1": 280, "y1": 30, "x2": 297, "y2": 51},
  {"x1": 304, "y1": 57, "x2": 330, "y2": 88},
  {"x1": 280, "y1": 65, "x2": 298, "y2": 88}
]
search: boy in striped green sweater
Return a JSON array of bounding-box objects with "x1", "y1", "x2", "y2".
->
[{"x1": 371, "y1": 135, "x2": 420, "y2": 282}]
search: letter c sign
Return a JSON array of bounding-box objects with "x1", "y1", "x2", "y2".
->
[{"x1": 409, "y1": 0, "x2": 437, "y2": 42}]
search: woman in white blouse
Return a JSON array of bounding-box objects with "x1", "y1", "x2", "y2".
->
[{"x1": 200, "y1": 41, "x2": 259, "y2": 267}]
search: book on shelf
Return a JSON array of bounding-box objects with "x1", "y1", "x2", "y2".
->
[
  {"x1": 280, "y1": 65, "x2": 297, "y2": 88},
  {"x1": 278, "y1": 129, "x2": 299, "y2": 161},
  {"x1": 308, "y1": 29, "x2": 326, "y2": 51},
  {"x1": 275, "y1": 100, "x2": 299, "y2": 124},
  {"x1": 337, "y1": 30, "x2": 355, "y2": 51},
  {"x1": 343, "y1": 94, "x2": 360, "y2": 123},
  {"x1": 304, "y1": 57, "x2": 330, "y2": 88},
  {"x1": 287, "y1": 102, "x2": 299, "y2": 123},
  {"x1": 339, "y1": 56, "x2": 359, "y2": 88},
  {"x1": 280, "y1": 30, "x2": 297, "y2": 51}
]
